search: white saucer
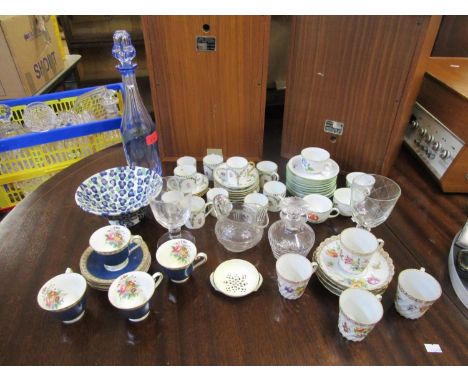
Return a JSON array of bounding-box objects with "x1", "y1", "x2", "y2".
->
[
  {"x1": 313, "y1": 235, "x2": 394, "y2": 291},
  {"x1": 288, "y1": 155, "x2": 339, "y2": 180},
  {"x1": 210, "y1": 259, "x2": 263, "y2": 298},
  {"x1": 214, "y1": 164, "x2": 259, "y2": 189}
]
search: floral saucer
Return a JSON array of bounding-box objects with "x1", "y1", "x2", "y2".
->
[
  {"x1": 213, "y1": 164, "x2": 258, "y2": 189},
  {"x1": 79, "y1": 239, "x2": 151, "y2": 291},
  {"x1": 313, "y1": 235, "x2": 394, "y2": 292},
  {"x1": 210, "y1": 259, "x2": 263, "y2": 298},
  {"x1": 192, "y1": 173, "x2": 209, "y2": 196}
]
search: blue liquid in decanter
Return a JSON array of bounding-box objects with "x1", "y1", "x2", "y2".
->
[{"x1": 113, "y1": 30, "x2": 162, "y2": 175}]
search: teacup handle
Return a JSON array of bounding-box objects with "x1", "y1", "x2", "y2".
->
[
  {"x1": 152, "y1": 272, "x2": 164, "y2": 290},
  {"x1": 209, "y1": 272, "x2": 219, "y2": 292},
  {"x1": 193, "y1": 252, "x2": 208, "y2": 271},
  {"x1": 204, "y1": 201, "x2": 214, "y2": 217},
  {"x1": 194, "y1": 173, "x2": 205, "y2": 185},
  {"x1": 420, "y1": 267, "x2": 425, "y2": 272},
  {"x1": 254, "y1": 273, "x2": 263, "y2": 292},
  {"x1": 271, "y1": 172, "x2": 280, "y2": 181},
  {"x1": 377, "y1": 238, "x2": 385, "y2": 250},
  {"x1": 65, "y1": 268, "x2": 73, "y2": 274},
  {"x1": 310, "y1": 261, "x2": 318, "y2": 272},
  {"x1": 129, "y1": 235, "x2": 143, "y2": 254},
  {"x1": 329, "y1": 208, "x2": 340, "y2": 218},
  {"x1": 375, "y1": 294, "x2": 382, "y2": 301}
]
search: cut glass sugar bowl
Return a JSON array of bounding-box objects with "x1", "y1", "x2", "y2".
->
[{"x1": 268, "y1": 196, "x2": 315, "y2": 259}]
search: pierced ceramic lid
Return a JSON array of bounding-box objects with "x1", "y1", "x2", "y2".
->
[
  {"x1": 313, "y1": 235, "x2": 394, "y2": 291},
  {"x1": 89, "y1": 225, "x2": 131, "y2": 254},
  {"x1": 210, "y1": 259, "x2": 263, "y2": 298}
]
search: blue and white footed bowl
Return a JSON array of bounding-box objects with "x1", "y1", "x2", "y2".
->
[{"x1": 75, "y1": 166, "x2": 162, "y2": 227}]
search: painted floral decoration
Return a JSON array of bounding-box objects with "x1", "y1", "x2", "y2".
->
[
  {"x1": 117, "y1": 275, "x2": 140, "y2": 299},
  {"x1": 170, "y1": 242, "x2": 191, "y2": 264},
  {"x1": 42, "y1": 285, "x2": 66, "y2": 310},
  {"x1": 105, "y1": 229, "x2": 125, "y2": 248},
  {"x1": 307, "y1": 212, "x2": 320, "y2": 222},
  {"x1": 367, "y1": 275, "x2": 380, "y2": 285}
]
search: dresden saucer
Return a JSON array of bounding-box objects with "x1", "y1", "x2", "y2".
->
[{"x1": 313, "y1": 235, "x2": 394, "y2": 292}]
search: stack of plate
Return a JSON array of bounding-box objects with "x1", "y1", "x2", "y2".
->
[
  {"x1": 313, "y1": 235, "x2": 395, "y2": 296},
  {"x1": 286, "y1": 155, "x2": 339, "y2": 198},
  {"x1": 213, "y1": 164, "x2": 260, "y2": 202},
  {"x1": 79, "y1": 239, "x2": 151, "y2": 291}
]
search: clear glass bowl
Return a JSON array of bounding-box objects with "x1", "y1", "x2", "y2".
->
[{"x1": 214, "y1": 196, "x2": 269, "y2": 253}]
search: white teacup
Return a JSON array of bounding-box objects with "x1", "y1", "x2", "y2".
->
[
  {"x1": 301, "y1": 147, "x2": 332, "y2": 174},
  {"x1": 333, "y1": 188, "x2": 352, "y2": 217},
  {"x1": 244, "y1": 192, "x2": 269, "y2": 210},
  {"x1": 338, "y1": 288, "x2": 383, "y2": 342},
  {"x1": 206, "y1": 188, "x2": 229, "y2": 218},
  {"x1": 276, "y1": 254, "x2": 318, "y2": 300},
  {"x1": 174, "y1": 164, "x2": 205, "y2": 188},
  {"x1": 256, "y1": 161, "x2": 279, "y2": 188},
  {"x1": 263, "y1": 181, "x2": 286, "y2": 212},
  {"x1": 108, "y1": 271, "x2": 164, "y2": 322},
  {"x1": 338, "y1": 227, "x2": 384, "y2": 275},
  {"x1": 303, "y1": 194, "x2": 339, "y2": 223},
  {"x1": 225, "y1": 156, "x2": 255, "y2": 185},
  {"x1": 395, "y1": 267, "x2": 442, "y2": 320},
  {"x1": 346, "y1": 172, "x2": 365, "y2": 188},
  {"x1": 185, "y1": 196, "x2": 213, "y2": 229},
  {"x1": 203, "y1": 154, "x2": 223, "y2": 181},
  {"x1": 177, "y1": 156, "x2": 197, "y2": 168}
]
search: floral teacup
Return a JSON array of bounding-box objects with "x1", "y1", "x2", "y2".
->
[
  {"x1": 395, "y1": 267, "x2": 441, "y2": 319},
  {"x1": 338, "y1": 227, "x2": 384, "y2": 275},
  {"x1": 108, "y1": 271, "x2": 163, "y2": 322},
  {"x1": 155, "y1": 239, "x2": 207, "y2": 283},
  {"x1": 338, "y1": 288, "x2": 383, "y2": 342},
  {"x1": 89, "y1": 225, "x2": 143, "y2": 272},
  {"x1": 276, "y1": 254, "x2": 318, "y2": 299},
  {"x1": 263, "y1": 181, "x2": 286, "y2": 212},
  {"x1": 185, "y1": 196, "x2": 213, "y2": 229}
]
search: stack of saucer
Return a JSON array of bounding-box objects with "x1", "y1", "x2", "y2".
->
[
  {"x1": 286, "y1": 155, "x2": 339, "y2": 198},
  {"x1": 213, "y1": 164, "x2": 260, "y2": 202},
  {"x1": 79, "y1": 240, "x2": 151, "y2": 291},
  {"x1": 313, "y1": 235, "x2": 394, "y2": 296}
]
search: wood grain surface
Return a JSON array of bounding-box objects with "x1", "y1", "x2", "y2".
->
[
  {"x1": 142, "y1": 16, "x2": 270, "y2": 162},
  {"x1": 432, "y1": 16, "x2": 468, "y2": 58},
  {"x1": 0, "y1": 142, "x2": 466, "y2": 365},
  {"x1": 281, "y1": 16, "x2": 439, "y2": 175}
]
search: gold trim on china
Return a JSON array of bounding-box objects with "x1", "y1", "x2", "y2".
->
[
  {"x1": 79, "y1": 239, "x2": 151, "y2": 290},
  {"x1": 313, "y1": 235, "x2": 395, "y2": 291}
]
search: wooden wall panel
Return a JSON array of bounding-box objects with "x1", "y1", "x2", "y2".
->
[
  {"x1": 281, "y1": 16, "x2": 440, "y2": 175},
  {"x1": 142, "y1": 16, "x2": 270, "y2": 162},
  {"x1": 432, "y1": 16, "x2": 468, "y2": 57}
]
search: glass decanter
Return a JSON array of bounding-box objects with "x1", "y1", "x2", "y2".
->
[
  {"x1": 268, "y1": 197, "x2": 316, "y2": 259},
  {"x1": 113, "y1": 30, "x2": 162, "y2": 175}
]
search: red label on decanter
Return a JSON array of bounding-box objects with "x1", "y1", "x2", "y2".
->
[{"x1": 146, "y1": 131, "x2": 158, "y2": 145}]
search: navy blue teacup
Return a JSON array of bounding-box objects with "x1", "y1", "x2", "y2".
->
[
  {"x1": 37, "y1": 268, "x2": 87, "y2": 324},
  {"x1": 156, "y1": 239, "x2": 208, "y2": 283},
  {"x1": 108, "y1": 271, "x2": 164, "y2": 322},
  {"x1": 89, "y1": 225, "x2": 143, "y2": 272}
]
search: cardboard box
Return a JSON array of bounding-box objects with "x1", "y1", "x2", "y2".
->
[{"x1": 0, "y1": 16, "x2": 64, "y2": 100}]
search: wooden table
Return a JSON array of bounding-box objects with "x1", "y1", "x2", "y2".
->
[{"x1": 0, "y1": 145, "x2": 466, "y2": 365}]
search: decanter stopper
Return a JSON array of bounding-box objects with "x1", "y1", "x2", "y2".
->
[
  {"x1": 112, "y1": 30, "x2": 137, "y2": 70},
  {"x1": 280, "y1": 197, "x2": 308, "y2": 230}
]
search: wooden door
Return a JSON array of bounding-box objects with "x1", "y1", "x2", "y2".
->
[
  {"x1": 142, "y1": 16, "x2": 270, "y2": 162},
  {"x1": 281, "y1": 16, "x2": 440, "y2": 174}
]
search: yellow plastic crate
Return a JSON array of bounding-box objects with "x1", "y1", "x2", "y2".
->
[{"x1": 0, "y1": 84, "x2": 123, "y2": 211}]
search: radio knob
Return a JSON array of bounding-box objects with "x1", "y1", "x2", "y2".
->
[
  {"x1": 429, "y1": 153, "x2": 436, "y2": 160},
  {"x1": 425, "y1": 134, "x2": 434, "y2": 144},
  {"x1": 409, "y1": 117, "x2": 419, "y2": 129},
  {"x1": 432, "y1": 141, "x2": 440, "y2": 151},
  {"x1": 440, "y1": 149, "x2": 452, "y2": 160},
  {"x1": 418, "y1": 127, "x2": 427, "y2": 138}
]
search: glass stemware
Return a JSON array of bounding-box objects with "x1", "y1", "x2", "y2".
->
[
  {"x1": 149, "y1": 176, "x2": 196, "y2": 247},
  {"x1": 350, "y1": 174, "x2": 401, "y2": 230}
]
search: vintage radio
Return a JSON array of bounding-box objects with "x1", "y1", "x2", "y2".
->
[{"x1": 404, "y1": 57, "x2": 468, "y2": 193}]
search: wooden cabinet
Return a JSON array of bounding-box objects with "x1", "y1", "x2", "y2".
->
[
  {"x1": 281, "y1": 16, "x2": 441, "y2": 175},
  {"x1": 142, "y1": 16, "x2": 270, "y2": 162}
]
